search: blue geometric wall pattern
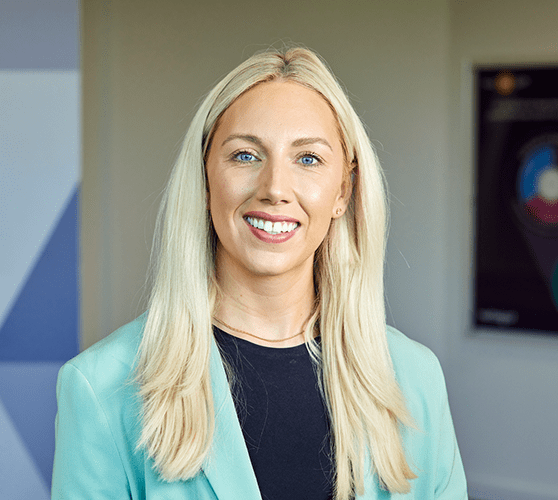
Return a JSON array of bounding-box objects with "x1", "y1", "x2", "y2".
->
[
  {"x1": 0, "y1": 1, "x2": 80, "y2": 496},
  {"x1": 0, "y1": 186, "x2": 79, "y2": 361}
]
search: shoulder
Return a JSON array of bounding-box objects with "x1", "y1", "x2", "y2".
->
[
  {"x1": 385, "y1": 325, "x2": 446, "y2": 403},
  {"x1": 53, "y1": 315, "x2": 149, "y2": 497},
  {"x1": 386, "y1": 325, "x2": 440, "y2": 367},
  {"x1": 58, "y1": 313, "x2": 147, "y2": 397}
]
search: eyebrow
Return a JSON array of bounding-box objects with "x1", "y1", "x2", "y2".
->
[
  {"x1": 222, "y1": 134, "x2": 264, "y2": 148},
  {"x1": 292, "y1": 137, "x2": 333, "y2": 151},
  {"x1": 221, "y1": 134, "x2": 333, "y2": 152}
]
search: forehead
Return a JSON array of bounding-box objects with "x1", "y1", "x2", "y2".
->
[{"x1": 213, "y1": 80, "x2": 342, "y2": 146}]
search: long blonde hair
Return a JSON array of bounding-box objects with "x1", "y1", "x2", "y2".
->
[{"x1": 136, "y1": 46, "x2": 416, "y2": 499}]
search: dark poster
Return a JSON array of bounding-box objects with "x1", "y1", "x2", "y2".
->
[{"x1": 475, "y1": 66, "x2": 558, "y2": 333}]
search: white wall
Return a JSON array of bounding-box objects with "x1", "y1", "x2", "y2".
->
[{"x1": 446, "y1": 1, "x2": 558, "y2": 499}]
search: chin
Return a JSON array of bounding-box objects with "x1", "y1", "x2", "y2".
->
[
  {"x1": 242, "y1": 255, "x2": 310, "y2": 279},
  {"x1": 245, "y1": 263, "x2": 293, "y2": 278}
]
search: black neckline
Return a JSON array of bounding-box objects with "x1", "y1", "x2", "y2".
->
[{"x1": 213, "y1": 326, "x2": 320, "y2": 358}]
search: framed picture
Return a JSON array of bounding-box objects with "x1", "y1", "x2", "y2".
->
[{"x1": 474, "y1": 65, "x2": 558, "y2": 333}]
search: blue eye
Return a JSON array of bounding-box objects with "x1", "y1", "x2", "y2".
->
[
  {"x1": 300, "y1": 155, "x2": 319, "y2": 165},
  {"x1": 235, "y1": 152, "x2": 256, "y2": 162}
]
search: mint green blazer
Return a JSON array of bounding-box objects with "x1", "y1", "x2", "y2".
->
[{"x1": 52, "y1": 315, "x2": 467, "y2": 499}]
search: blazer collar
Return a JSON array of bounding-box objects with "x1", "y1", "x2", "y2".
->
[{"x1": 202, "y1": 339, "x2": 263, "y2": 500}]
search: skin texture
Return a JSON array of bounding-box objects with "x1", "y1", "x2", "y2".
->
[{"x1": 206, "y1": 80, "x2": 351, "y2": 345}]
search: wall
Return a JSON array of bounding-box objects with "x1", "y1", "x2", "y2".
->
[
  {"x1": 446, "y1": 1, "x2": 558, "y2": 499},
  {"x1": 0, "y1": 0, "x2": 80, "y2": 498}
]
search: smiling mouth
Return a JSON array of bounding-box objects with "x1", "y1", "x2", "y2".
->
[{"x1": 245, "y1": 216, "x2": 299, "y2": 235}]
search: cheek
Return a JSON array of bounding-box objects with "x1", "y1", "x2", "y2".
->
[
  {"x1": 304, "y1": 182, "x2": 341, "y2": 213},
  {"x1": 208, "y1": 172, "x2": 250, "y2": 225},
  {"x1": 207, "y1": 173, "x2": 226, "y2": 222}
]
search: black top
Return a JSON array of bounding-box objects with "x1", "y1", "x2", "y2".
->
[{"x1": 213, "y1": 327, "x2": 334, "y2": 500}]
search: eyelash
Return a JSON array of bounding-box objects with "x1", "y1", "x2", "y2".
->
[
  {"x1": 230, "y1": 150, "x2": 259, "y2": 163},
  {"x1": 230, "y1": 149, "x2": 323, "y2": 166}
]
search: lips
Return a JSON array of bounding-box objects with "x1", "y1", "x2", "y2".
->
[{"x1": 243, "y1": 211, "x2": 300, "y2": 242}]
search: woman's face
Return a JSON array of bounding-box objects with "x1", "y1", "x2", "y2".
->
[{"x1": 206, "y1": 80, "x2": 350, "y2": 280}]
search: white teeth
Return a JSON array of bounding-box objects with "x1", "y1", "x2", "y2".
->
[{"x1": 246, "y1": 217, "x2": 298, "y2": 235}]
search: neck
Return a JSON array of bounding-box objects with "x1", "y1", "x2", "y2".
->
[{"x1": 213, "y1": 255, "x2": 316, "y2": 347}]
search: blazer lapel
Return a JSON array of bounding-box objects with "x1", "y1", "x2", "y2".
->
[{"x1": 202, "y1": 339, "x2": 262, "y2": 500}]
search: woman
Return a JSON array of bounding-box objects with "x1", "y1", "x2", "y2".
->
[{"x1": 52, "y1": 47, "x2": 467, "y2": 499}]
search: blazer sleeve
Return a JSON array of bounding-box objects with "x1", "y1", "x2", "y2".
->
[{"x1": 51, "y1": 362, "x2": 131, "y2": 499}]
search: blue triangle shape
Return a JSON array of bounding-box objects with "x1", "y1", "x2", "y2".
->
[{"x1": 0, "y1": 186, "x2": 79, "y2": 361}]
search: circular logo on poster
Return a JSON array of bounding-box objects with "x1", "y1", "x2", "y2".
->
[{"x1": 515, "y1": 135, "x2": 558, "y2": 236}]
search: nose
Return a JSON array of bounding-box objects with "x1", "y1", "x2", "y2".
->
[{"x1": 256, "y1": 156, "x2": 293, "y2": 205}]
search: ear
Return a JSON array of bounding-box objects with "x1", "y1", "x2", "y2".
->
[{"x1": 332, "y1": 168, "x2": 354, "y2": 219}]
